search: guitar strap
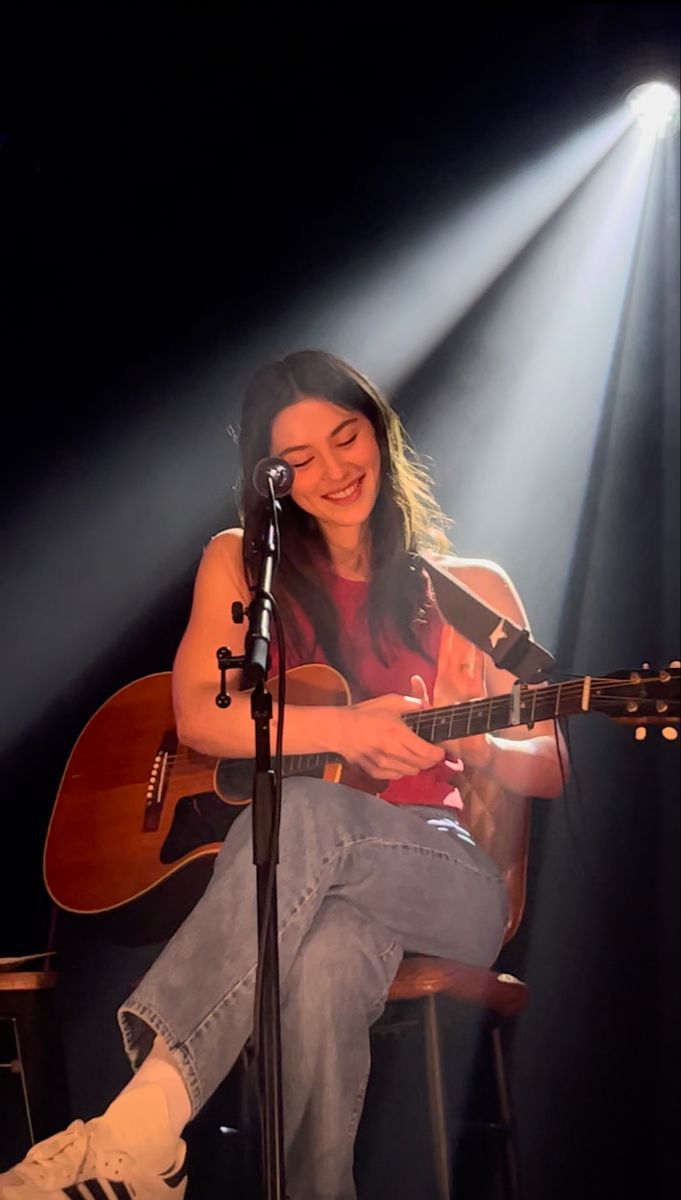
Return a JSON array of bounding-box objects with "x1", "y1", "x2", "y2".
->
[{"x1": 417, "y1": 552, "x2": 556, "y2": 684}]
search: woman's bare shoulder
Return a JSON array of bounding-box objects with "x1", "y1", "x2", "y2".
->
[
  {"x1": 198, "y1": 528, "x2": 248, "y2": 591},
  {"x1": 427, "y1": 550, "x2": 511, "y2": 585},
  {"x1": 206, "y1": 526, "x2": 244, "y2": 555},
  {"x1": 425, "y1": 552, "x2": 525, "y2": 620}
]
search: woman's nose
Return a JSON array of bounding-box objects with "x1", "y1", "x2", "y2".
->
[{"x1": 319, "y1": 450, "x2": 347, "y2": 482}]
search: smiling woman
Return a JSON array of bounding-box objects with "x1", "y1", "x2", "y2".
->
[
  {"x1": 0, "y1": 349, "x2": 565, "y2": 1200},
  {"x1": 273, "y1": 402, "x2": 381, "y2": 539}
]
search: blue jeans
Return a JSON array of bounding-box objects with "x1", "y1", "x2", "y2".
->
[{"x1": 118, "y1": 778, "x2": 508, "y2": 1200}]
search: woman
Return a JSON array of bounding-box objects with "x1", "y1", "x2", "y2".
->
[{"x1": 1, "y1": 351, "x2": 565, "y2": 1200}]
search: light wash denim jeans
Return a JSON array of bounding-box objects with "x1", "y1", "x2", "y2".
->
[{"x1": 118, "y1": 778, "x2": 508, "y2": 1200}]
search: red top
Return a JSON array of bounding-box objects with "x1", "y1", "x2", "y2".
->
[{"x1": 268, "y1": 568, "x2": 465, "y2": 809}]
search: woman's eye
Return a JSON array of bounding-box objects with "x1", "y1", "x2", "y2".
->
[
  {"x1": 290, "y1": 456, "x2": 313, "y2": 469},
  {"x1": 336, "y1": 434, "x2": 357, "y2": 448}
]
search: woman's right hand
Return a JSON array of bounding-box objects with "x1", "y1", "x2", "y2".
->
[{"x1": 339, "y1": 688, "x2": 445, "y2": 780}]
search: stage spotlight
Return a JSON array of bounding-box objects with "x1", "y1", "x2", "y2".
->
[{"x1": 626, "y1": 81, "x2": 680, "y2": 139}]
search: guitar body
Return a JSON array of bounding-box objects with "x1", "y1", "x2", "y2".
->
[{"x1": 43, "y1": 665, "x2": 350, "y2": 915}]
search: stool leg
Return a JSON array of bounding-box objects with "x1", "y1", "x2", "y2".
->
[
  {"x1": 491, "y1": 1025, "x2": 522, "y2": 1200},
  {"x1": 423, "y1": 994, "x2": 451, "y2": 1200},
  {"x1": 13, "y1": 992, "x2": 71, "y2": 1144},
  {"x1": 10, "y1": 1016, "x2": 36, "y2": 1145}
]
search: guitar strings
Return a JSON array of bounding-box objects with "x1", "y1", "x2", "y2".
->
[{"x1": 154, "y1": 673, "x2": 678, "y2": 769}]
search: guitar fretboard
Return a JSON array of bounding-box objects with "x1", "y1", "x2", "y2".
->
[
  {"x1": 279, "y1": 680, "x2": 586, "y2": 774},
  {"x1": 282, "y1": 750, "x2": 339, "y2": 774},
  {"x1": 402, "y1": 681, "x2": 583, "y2": 744},
  {"x1": 260, "y1": 672, "x2": 677, "y2": 777}
]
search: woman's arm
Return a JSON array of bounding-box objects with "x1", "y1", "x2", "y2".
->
[
  {"x1": 432, "y1": 558, "x2": 568, "y2": 799},
  {"x1": 172, "y1": 530, "x2": 347, "y2": 758}
]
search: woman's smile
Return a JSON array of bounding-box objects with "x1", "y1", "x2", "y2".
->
[{"x1": 321, "y1": 475, "x2": 365, "y2": 504}]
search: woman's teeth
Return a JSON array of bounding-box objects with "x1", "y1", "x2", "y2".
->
[{"x1": 325, "y1": 478, "x2": 362, "y2": 501}]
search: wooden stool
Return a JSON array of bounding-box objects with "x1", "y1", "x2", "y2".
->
[
  {"x1": 372, "y1": 760, "x2": 536, "y2": 1198},
  {"x1": 374, "y1": 955, "x2": 529, "y2": 1199},
  {"x1": 0, "y1": 970, "x2": 71, "y2": 1153}
]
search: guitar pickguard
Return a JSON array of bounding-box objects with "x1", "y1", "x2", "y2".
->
[{"x1": 160, "y1": 792, "x2": 242, "y2": 863}]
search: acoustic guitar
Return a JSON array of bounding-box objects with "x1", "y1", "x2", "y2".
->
[{"x1": 43, "y1": 663, "x2": 679, "y2": 915}]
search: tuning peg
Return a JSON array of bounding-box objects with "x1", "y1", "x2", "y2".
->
[
  {"x1": 662, "y1": 727, "x2": 679, "y2": 741},
  {"x1": 635, "y1": 727, "x2": 647, "y2": 741},
  {"x1": 669, "y1": 660, "x2": 680, "y2": 668},
  {"x1": 641, "y1": 661, "x2": 650, "y2": 669}
]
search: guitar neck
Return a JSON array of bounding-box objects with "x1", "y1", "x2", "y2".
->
[
  {"x1": 279, "y1": 680, "x2": 587, "y2": 774},
  {"x1": 403, "y1": 679, "x2": 589, "y2": 744},
  {"x1": 276, "y1": 669, "x2": 678, "y2": 772}
]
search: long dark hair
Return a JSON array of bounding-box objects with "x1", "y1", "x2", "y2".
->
[{"x1": 238, "y1": 350, "x2": 451, "y2": 679}]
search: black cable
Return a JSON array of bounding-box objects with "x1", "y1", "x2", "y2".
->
[
  {"x1": 561, "y1": 717, "x2": 590, "y2": 857},
  {"x1": 547, "y1": 672, "x2": 595, "y2": 878},
  {"x1": 549, "y1": 669, "x2": 613, "y2": 885},
  {"x1": 552, "y1": 714, "x2": 591, "y2": 880},
  {"x1": 550, "y1": 689, "x2": 637, "y2": 947}
]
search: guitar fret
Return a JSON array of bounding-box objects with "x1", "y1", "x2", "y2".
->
[
  {"x1": 387, "y1": 670, "x2": 658, "y2": 749},
  {"x1": 285, "y1": 751, "x2": 326, "y2": 776}
]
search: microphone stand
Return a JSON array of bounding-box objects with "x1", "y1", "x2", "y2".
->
[{"x1": 216, "y1": 480, "x2": 287, "y2": 1200}]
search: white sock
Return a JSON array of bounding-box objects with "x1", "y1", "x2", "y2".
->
[
  {"x1": 108, "y1": 1038, "x2": 192, "y2": 1143},
  {"x1": 101, "y1": 1084, "x2": 183, "y2": 1175}
]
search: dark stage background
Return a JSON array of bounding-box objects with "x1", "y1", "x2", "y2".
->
[{"x1": 1, "y1": 6, "x2": 679, "y2": 1198}]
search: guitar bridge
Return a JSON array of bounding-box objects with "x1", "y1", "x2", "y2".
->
[{"x1": 143, "y1": 731, "x2": 176, "y2": 831}]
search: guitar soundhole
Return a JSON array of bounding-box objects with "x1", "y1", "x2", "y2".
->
[
  {"x1": 215, "y1": 757, "x2": 326, "y2": 801},
  {"x1": 215, "y1": 758, "x2": 257, "y2": 804},
  {"x1": 160, "y1": 793, "x2": 244, "y2": 863}
]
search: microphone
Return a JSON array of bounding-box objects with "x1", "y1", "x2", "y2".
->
[{"x1": 252, "y1": 456, "x2": 295, "y2": 499}]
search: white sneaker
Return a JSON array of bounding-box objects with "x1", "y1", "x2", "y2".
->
[{"x1": 0, "y1": 1114, "x2": 187, "y2": 1199}]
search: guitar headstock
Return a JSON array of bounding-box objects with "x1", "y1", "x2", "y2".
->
[{"x1": 602, "y1": 661, "x2": 680, "y2": 741}]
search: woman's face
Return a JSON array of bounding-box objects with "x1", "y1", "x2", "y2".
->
[{"x1": 270, "y1": 397, "x2": 382, "y2": 535}]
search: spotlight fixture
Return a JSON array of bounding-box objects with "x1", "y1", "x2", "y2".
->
[{"x1": 626, "y1": 80, "x2": 680, "y2": 140}]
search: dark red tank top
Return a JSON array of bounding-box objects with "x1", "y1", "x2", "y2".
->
[{"x1": 268, "y1": 568, "x2": 465, "y2": 809}]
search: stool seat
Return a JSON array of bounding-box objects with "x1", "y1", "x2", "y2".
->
[
  {"x1": 388, "y1": 956, "x2": 529, "y2": 1018},
  {"x1": 0, "y1": 971, "x2": 59, "y2": 993}
]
